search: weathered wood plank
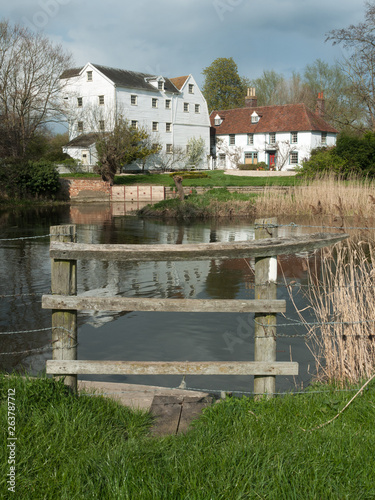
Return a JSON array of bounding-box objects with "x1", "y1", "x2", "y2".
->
[
  {"x1": 50, "y1": 225, "x2": 77, "y2": 393},
  {"x1": 46, "y1": 360, "x2": 299, "y2": 376},
  {"x1": 42, "y1": 295, "x2": 286, "y2": 314},
  {"x1": 49, "y1": 233, "x2": 349, "y2": 262},
  {"x1": 254, "y1": 218, "x2": 278, "y2": 397}
]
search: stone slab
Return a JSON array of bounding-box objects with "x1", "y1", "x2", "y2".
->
[{"x1": 77, "y1": 380, "x2": 209, "y2": 411}]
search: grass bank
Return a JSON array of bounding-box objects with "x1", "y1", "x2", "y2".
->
[
  {"x1": 2, "y1": 373, "x2": 375, "y2": 498},
  {"x1": 139, "y1": 188, "x2": 257, "y2": 219},
  {"x1": 139, "y1": 175, "x2": 375, "y2": 219}
]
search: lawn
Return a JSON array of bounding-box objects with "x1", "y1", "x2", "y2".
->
[
  {"x1": 113, "y1": 170, "x2": 299, "y2": 188},
  {"x1": 2, "y1": 373, "x2": 375, "y2": 499}
]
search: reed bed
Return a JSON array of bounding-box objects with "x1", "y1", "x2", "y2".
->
[
  {"x1": 255, "y1": 174, "x2": 375, "y2": 218},
  {"x1": 295, "y1": 239, "x2": 375, "y2": 386}
]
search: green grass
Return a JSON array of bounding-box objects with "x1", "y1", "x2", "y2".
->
[
  {"x1": 139, "y1": 188, "x2": 257, "y2": 219},
  {"x1": 113, "y1": 170, "x2": 299, "y2": 187},
  {"x1": 2, "y1": 373, "x2": 375, "y2": 498},
  {"x1": 59, "y1": 173, "x2": 101, "y2": 179}
]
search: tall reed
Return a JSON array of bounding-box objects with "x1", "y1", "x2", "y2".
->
[
  {"x1": 297, "y1": 239, "x2": 375, "y2": 386},
  {"x1": 256, "y1": 174, "x2": 375, "y2": 218}
]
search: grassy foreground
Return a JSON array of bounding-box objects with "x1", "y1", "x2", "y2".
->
[{"x1": 2, "y1": 373, "x2": 375, "y2": 498}]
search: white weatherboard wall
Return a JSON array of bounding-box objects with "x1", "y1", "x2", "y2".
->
[{"x1": 62, "y1": 64, "x2": 211, "y2": 170}]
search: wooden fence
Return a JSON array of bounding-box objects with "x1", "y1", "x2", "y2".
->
[{"x1": 42, "y1": 221, "x2": 348, "y2": 396}]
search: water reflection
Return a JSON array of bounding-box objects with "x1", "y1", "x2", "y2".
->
[{"x1": 0, "y1": 203, "x2": 332, "y2": 393}]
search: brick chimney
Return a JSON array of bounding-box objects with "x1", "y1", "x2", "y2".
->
[
  {"x1": 245, "y1": 87, "x2": 257, "y2": 108},
  {"x1": 315, "y1": 92, "x2": 325, "y2": 117}
]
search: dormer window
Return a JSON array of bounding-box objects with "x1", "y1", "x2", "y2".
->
[
  {"x1": 214, "y1": 114, "x2": 222, "y2": 126},
  {"x1": 251, "y1": 111, "x2": 259, "y2": 124},
  {"x1": 158, "y1": 81, "x2": 164, "y2": 91}
]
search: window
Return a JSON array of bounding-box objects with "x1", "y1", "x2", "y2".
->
[
  {"x1": 251, "y1": 112, "x2": 259, "y2": 123},
  {"x1": 290, "y1": 152, "x2": 299, "y2": 164},
  {"x1": 77, "y1": 121, "x2": 83, "y2": 133},
  {"x1": 214, "y1": 114, "x2": 222, "y2": 126},
  {"x1": 165, "y1": 99, "x2": 171, "y2": 109},
  {"x1": 77, "y1": 97, "x2": 83, "y2": 107},
  {"x1": 99, "y1": 120, "x2": 105, "y2": 131},
  {"x1": 99, "y1": 95, "x2": 104, "y2": 105},
  {"x1": 131, "y1": 120, "x2": 138, "y2": 129},
  {"x1": 269, "y1": 132, "x2": 276, "y2": 144},
  {"x1": 188, "y1": 84, "x2": 194, "y2": 94},
  {"x1": 152, "y1": 122, "x2": 158, "y2": 132},
  {"x1": 245, "y1": 152, "x2": 258, "y2": 164},
  {"x1": 158, "y1": 81, "x2": 164, "y2": 91},
  {"x1": 321, "y1": 132, "x2": 327, "y2": 145},
  {"x1": 291, "y1": 132, "x2": 298, "y2": 144},
  {"x1": 229, "y1": 134, "x2": 235, "y2": 145},
  {"x1": 87, "y1": 71, "x2": 93, "y2": 82},
  {"x1": 184, "y1": 102, "x2": 189, "y2": 112},
  {"x1": 152, "y1": 98, "x2": 158, "y2": 108},
  {"x1": 218, "y1": 153, "x2": 226, "y2": 166},
  {"x1": 166, "y1": 144, "x2": 173, "y2": 154},
  {"x1": 195, "y1": 104, "x2": 200, "y2": 113},
  {"x1": 247, "y1": 133, "x2": 254, "y2": 145},
  {"x1": 166, "y1": 123, "x2": 172, "y2": 132},
  {"x1": 131, "y1": 95, "x2": 138, "y2": 106}
]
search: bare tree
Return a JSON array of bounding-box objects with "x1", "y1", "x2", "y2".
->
[
  {"x1": 153, "y1": 145, "x2": 187, "y2": 172},
  {"x1": 326, "y1": 2, "x2": 375, "y2": 131},
  {"x1": 215, "y1": 137, "x2": 243, "y2": 169},
  {"x1": 0, "y1": 19, "x2": 73, "y2": 158},
  {"x1": 273, "y1": 141, "x2": 298, "y2": 171}
]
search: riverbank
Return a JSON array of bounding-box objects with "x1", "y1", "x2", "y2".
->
[
  {"x1": 139, "y1": 188, "x2": 257, "y2": 219},
  {"x1": 2, "y1": 372, "x2": 374, "y2": 498},
  {"x1": 139, "y1": 175, "x2": 375, "y2": 219}
]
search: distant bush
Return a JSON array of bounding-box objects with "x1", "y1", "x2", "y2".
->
[
  {"x1": 0, "y1": 159, "x2": 60, "y2": 199},
  {"x1": 299, "y1": 132, "x2": 375, "y2": 179},
  {"x1": 238, "y1": 164, "x2": 257, "y2": 171}
]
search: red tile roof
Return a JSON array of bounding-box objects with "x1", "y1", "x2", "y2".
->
[{"x1": 210, "y1": 104, "x2": 338, "y2": 134}]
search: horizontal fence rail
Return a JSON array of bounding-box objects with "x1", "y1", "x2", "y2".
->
[
  {"x1": 44, "y1": 222, "x2": 349, "y2": 396},
  {"x1": 42, "y1": 296, "x2": 286, "y2": 314},
  {"x1": 46, "y1": 360, "x2": 299, "y2": 376},
  {"x1": 49, "y1": 233, "x2": 348, "y2": 262}
]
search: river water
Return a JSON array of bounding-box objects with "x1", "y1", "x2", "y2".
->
[{"x1": 0, "y1": 203, "x2": 330, "y2": 394}]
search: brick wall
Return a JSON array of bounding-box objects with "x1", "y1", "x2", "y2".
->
[{"x1": 60, "y1": 178, "x2": 111, "y2": 202}]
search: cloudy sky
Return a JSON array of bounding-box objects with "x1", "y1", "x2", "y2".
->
[{"x1": 1, "y1": 0, "x2": 366, "y2": 87}]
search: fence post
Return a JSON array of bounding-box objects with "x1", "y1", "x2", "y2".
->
[
  {"x1": 50, "y1": 225, "x2": 77, "y2": 393},
  {"x1": 254, "y1": 217, "x2": 278, "y2": 397}
]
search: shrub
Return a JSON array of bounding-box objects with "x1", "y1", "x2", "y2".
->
[
  {"x1": 298, "y1": 147, "x2": 354, "y2": 179},
  {"x1": 0, "y1": 159, "x2": 60, "y2": 199},
  {"x1": 238, "y1": 164, "x2": 258, "y2": 171}
]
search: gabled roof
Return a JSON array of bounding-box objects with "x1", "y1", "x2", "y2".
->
[
  {"x1": 169, "y1": 76, "x2": 189, "y2": 90},
  {"x1": 210, "y1": 104, "x2": 338, "y2": 134},
  {"x1": 60, "y1": 63, "x2": 181, "y2": 94},
  {"x1": 64, "y1": 133, "x2": 100, "y2": 148}
]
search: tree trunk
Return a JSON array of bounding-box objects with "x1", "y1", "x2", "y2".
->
[{"x1": 173, "y1": 176, "x2": 185, "y2": 201}]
